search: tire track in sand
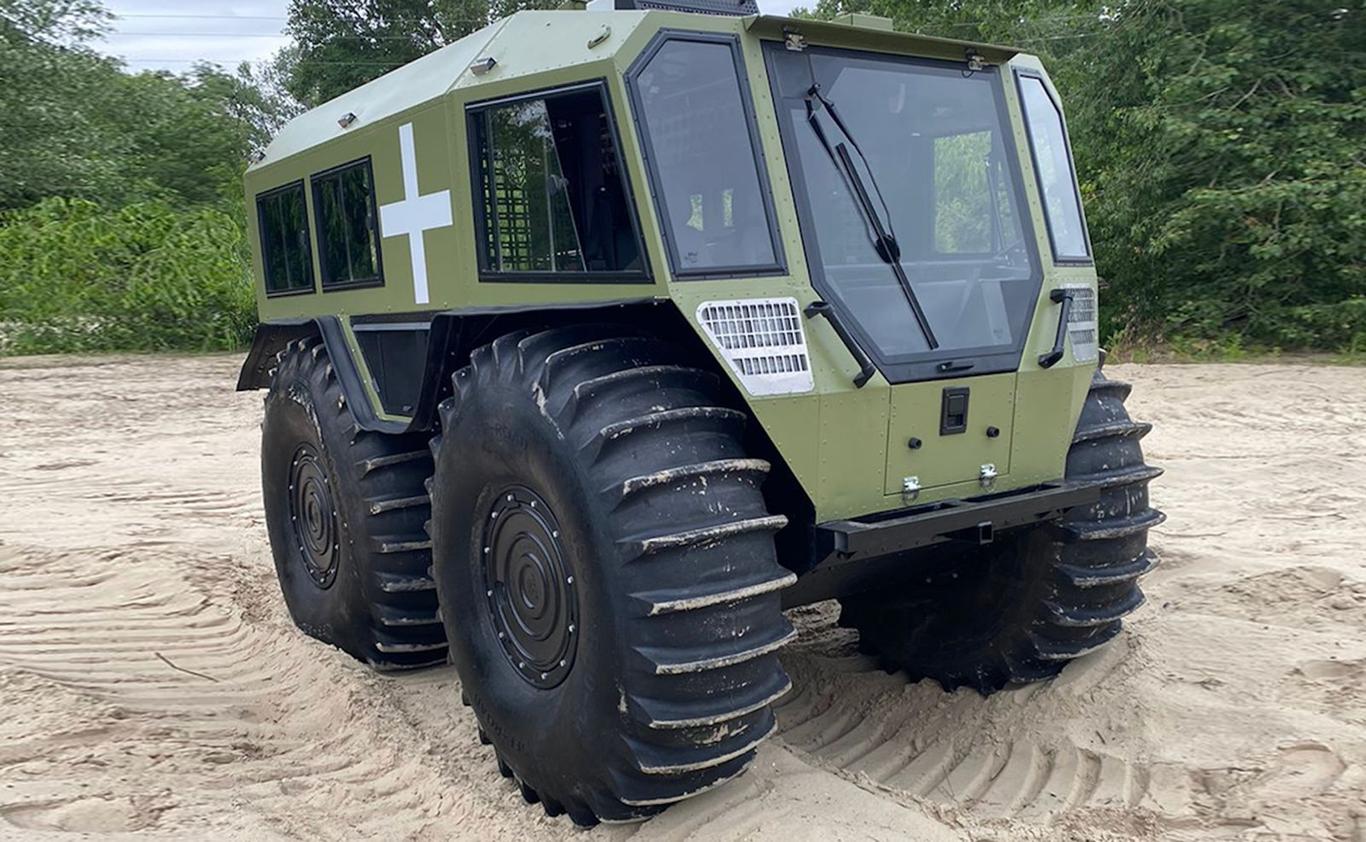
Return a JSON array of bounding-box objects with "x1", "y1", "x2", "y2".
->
[
  {"x1": 0, "y1": 544, "x2": 477, "y2": 837},
  {"x1": 5, "y1": 354, "x2": 1366, "y2": 841},
  {"x1": 772, "y1": 610, "x2": 1158, "y2": 826}
]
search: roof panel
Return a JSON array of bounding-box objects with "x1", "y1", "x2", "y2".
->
[{"x1": 253, "y1": 18, "x2": 508, "y2": 168}]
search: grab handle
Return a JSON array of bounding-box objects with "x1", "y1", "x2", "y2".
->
[
  {"x1": 1038, "y1": 288, "x2": 1075, "y2": 369},
  {"x1": 805, "y1": 300, "x2": 877, "y2": 388}
]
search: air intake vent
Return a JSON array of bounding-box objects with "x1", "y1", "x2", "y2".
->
[
  {"x1": 1064, "y1": 284, "x2": 1098, "y2": 362},
  {"x1": 697, "y1": 298, "x2": 814, "y2": 396}
]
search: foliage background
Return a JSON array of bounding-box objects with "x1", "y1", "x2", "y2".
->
[{"x1": 0, "y1": 0, "x2": 1361, "y2": 355}]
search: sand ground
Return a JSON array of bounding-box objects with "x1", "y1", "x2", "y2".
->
[{"x1": 0, "y1": 354, "x2": 1362, "y2": 841}]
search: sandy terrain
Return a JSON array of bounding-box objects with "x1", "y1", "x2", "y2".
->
[{"x1": 0, "y1": 354, "x2": 1362, "y2": 841}]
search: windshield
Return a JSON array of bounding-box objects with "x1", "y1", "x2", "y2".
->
[{"x1": 766, "y1": 45, "x2": 1041, "y2": 380}]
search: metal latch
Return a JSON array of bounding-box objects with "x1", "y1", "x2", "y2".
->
[
  {"x1": 902, "y1": 476, "x2": 921, "y2": 502},
  {"x1": 979, "y1": 464, "x2": 998, "y2": 489}
]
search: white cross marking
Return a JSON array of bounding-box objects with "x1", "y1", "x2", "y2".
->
[{"x1": 379, "y1": 122, "x2": 453, "y2": 305}]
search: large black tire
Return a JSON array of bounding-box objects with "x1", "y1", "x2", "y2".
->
[
  {"x1": 838, "y1": 368, "x2": 1165, "y2": 694},
  {"x1": 428, "y1": 328, "x2": 795, "y2": 825},
  {"x1": 261, "y1": 336, "x2": 447, "y2": 670}
]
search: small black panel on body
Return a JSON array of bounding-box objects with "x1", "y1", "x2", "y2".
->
[
  {"x1": 940, "y1": 387, "x2": 969, "y2": 435},
  {"x1": 354, "y1": 327, "x2": 430, "y2": 417}
]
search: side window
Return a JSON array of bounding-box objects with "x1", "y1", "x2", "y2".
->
[
  {"x1": 312, "y1": 158, "x2": 383, "y2": 290},
  {"x1": 469, "y1": 84, "x2": 646, "y2": 279},
  {"x1": 256, "y1": 181, "x2": 314, "y2": 296},
  {"x1": 628, "y1": 34, "x2": 782, "y2": 277},
  {"x1": 1017, "y1": 74, "x2": 1090, "y2": 261},
  {"x1": 932, "y1": 130, "x2": 1023, "y2": 255}
]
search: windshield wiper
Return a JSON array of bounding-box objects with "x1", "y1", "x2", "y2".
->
[{"x1": 805, "y1": 84, "x2": 939, "y2": 350}]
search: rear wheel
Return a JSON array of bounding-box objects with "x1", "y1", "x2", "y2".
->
[
  {"x1": 838, "y1": 369, "x2": 1164, "y2": 693},
  {"x1": 428, "y1": 328, "x2": 795, "y2": 825},
  {"x1": 261, "y1": 336, "x2": 446, "y2": 670}
]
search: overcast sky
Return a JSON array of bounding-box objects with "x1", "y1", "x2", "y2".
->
[{"x1": 100, "y1": 0, "x2": 806, "y2": 73}]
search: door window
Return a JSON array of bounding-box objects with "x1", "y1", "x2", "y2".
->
[
  {"x1": 628, "y1": 33, "x2": 783, "y2": 277},
  {"x1": 469, "y1": 84, "x2": 646, "y2": 279}
]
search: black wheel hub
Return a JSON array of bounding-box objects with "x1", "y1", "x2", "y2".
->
[
  {"x1": 481, "y1": 485, "x2": 578, "y2": 689},
  {"x1": 288, "y1": 443, "x2": 340, "y2": 588}
]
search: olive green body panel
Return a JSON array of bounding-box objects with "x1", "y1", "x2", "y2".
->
[{"x1": 243, "y1": 11, "x2": 1097, "y2": 523}]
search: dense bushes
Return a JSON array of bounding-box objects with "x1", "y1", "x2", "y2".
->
[
  {"x1": 0, "y1": 0, "x2": 299, "y2": 356},
  {"x1": 0, "y1": 199, "x2": 255, "y2": 354},
  {"x1": 1068, "y1": 0, "x2": 1366, "y2": 352}
]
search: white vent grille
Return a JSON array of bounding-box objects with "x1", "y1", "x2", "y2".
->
[
  {"x1": 1064, "y1": 284, "x2": 1098, "y2": 363},
  {"x1": 696, "y1": 298, "x2": 814, "y2": 396}
]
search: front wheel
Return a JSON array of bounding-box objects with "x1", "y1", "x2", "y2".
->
[
  {"x1": 428, "y1": 328, "x2": 795, "y2": 825},
  {"x1": 838, "y1": 369, "x2": 1165, "y2": 694}
]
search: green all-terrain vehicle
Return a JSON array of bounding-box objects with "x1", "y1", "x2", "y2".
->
[{"x1": 237, "y1": 0, "x2": 1163, "y2": 826}]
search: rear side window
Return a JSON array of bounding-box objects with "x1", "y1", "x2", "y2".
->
[
  {"x1": 468, "y1": 83, "x2": 646, "y2": 279},
  {"x1": 628, "y1": 33, "x2": 783, "y2": 277},
  {"x1": 312, "y1": 158, "x2": 383, "y2": 290},
  {"x1": 1017, "y1": 74, "x2": 1090, "y2": 262},
  {"x1": 256, "y1": 181, "x2": 314, "y2": 296}
]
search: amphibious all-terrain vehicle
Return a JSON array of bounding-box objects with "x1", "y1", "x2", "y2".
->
[{"x1": 238, "y1": 0, "x2": 1162, "y2": 825}]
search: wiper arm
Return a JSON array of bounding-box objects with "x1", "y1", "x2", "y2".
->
[
  {"x1": 805, "y1": 84, "x2": 939, "y2": 350},
  {"x1": 833, "y1": 142, "x2": 938, "y2": 349}
]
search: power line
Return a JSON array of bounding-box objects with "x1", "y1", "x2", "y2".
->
[
  {"x1": 119, "y1": 58, "x2": 406, "y2": 66},
  {"x1": 111, "y1": 32, "x2": 291, "y2": 38},
  {"x1": 113, "y1": 13, "x2": 290, "y2": 21}
]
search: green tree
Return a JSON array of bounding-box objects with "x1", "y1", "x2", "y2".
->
[
  {"x1": 0, "y1": 0, "x2": 297, "y2": 209},
  {"x1": 281, "y1": 0, "x2": 558, "y2": 107},
  {"x1": 0, "y1": 0, "x2": 126, "y2": 208},
  {"x1": 0, "y1": 0, "x2": 273, "y2": 353},
  {"x1": 1070, "y1": 0, "x2": 1366, "y2": 350}
]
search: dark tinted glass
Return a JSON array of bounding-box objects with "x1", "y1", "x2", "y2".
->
[
  {"x1": 1018, "y1": 76, "x2": 1089, "y2": 260},
  {"x1": 257, "y1": 182, "x2": 313, "y2": 295},
  {"x1": 313, "y1": 160, "x2": 382, "y2": 288},
  {"x1": 767, "y1": 46, "x2": 1038, "y2": 368},
  {"x1": 633, "y1": 39, "x2": 779, "y2": 274},
  {"x1": 472, "y1": 87, "x2": 644, "y2": 276}
]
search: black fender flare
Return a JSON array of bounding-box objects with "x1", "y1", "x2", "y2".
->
[
  {"x1": 236, "y1": 315, "x2": 408, "y2": 433},
  {"x1": 237, "y1": 300, "x2": 678, "y2": 435}
]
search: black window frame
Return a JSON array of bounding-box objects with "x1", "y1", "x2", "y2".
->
[
  {"x1": 1014, "y1": 70, "x2": 1093, "y2": 265},
  {"x1": 465, "y1": 79, "x2": 653, "y2": 284},
  {"x1": 762, "y1": 41, "x2": 1043, "y2": 384},
  {"x1": 625, "y1": 30, "x2": 787, "y2": 281},
  {"x1": 256, "y1": 179, "x2": 316, "y2": 298},
  {"x1": 310, "y1": 156, "x2": 386, "y2": 292}
]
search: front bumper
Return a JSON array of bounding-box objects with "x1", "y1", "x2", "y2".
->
[{"x1": 781, "y1": 481, "x2": 1100, "y2": 608}]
